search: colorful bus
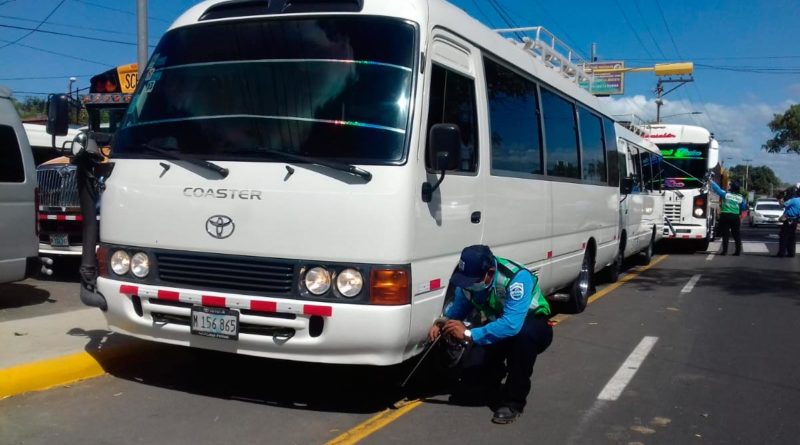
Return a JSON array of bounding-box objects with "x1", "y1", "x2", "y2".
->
[{"x1": 37, "y1": 64, "x2": 136, "y2": 257}]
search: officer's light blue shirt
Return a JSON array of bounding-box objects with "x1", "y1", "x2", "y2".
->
[
  {"x1": 444, "y1": 269, "x2": 534, "y2": 345},
  {"x1": 784, "y1": 197, "x2": 800, "y2": 218},
  {"x1": 710, "y1": 181, "x2": 748, "y2": 212}
]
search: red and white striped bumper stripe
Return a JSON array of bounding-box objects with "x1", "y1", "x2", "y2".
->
[
  {"x1": 39, "y1": 214, "x2": 101, "y2": 221},
  {"x1": 119, "y1": 284, "x2": 332, "y2": 317}
]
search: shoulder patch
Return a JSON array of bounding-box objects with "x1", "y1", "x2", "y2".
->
[{"x1": 509, "y1": 282, "x2": 525, "y2": 300}]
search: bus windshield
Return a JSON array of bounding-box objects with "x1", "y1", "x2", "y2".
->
[
  {"x1": 113, "y1": 17, "x2": 416, "y2": 165},
  {"x1": 656, "y1": 143, "x2": 709, "y2": 189}
]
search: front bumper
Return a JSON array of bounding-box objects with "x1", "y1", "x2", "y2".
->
[
  {"x1": 752, "y1": 216, "x2": 781, "y2": 225},
  {"x1": 39, "y1": 243, "x2": 83, "y2": 256},
  {"x1": 97, "y1": 277, "x2": 413, "y2": 366},
  {"x1": 663, "y1": 224, "x2": 708, "y2": 240}
]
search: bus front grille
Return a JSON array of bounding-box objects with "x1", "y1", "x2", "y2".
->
[
  {"x1": 155, "y1": 251, "x2": 296, "y2": 296},
  {"x1": 664, "y1": 202, "x2": 682, "y2": 223},
  {"x1": 37, "y1": 166, "x2": 80, "y2": 209}
]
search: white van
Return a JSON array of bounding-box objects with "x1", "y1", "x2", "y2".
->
[
  {"x1": 0, "y1": 87, "x2": 38, "y2": 284},
  {"x1": 67, "y1": 0, "x2": 621, "y2": 365}
]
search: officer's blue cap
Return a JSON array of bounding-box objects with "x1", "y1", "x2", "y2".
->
[{"x1": 450, "y1": 245, "x2": 495, "y2": 288}]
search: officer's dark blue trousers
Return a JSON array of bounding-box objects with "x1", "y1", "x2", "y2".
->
[
  {"x1": 777, "y1": 219, "x2": 797, "y2": 257},
  {"x1": 459, "y1": 314, "x2": 553, "y2": 410}
]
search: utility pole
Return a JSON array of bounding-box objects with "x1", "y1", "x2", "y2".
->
[
  {"x1": 68, "y1": 76, "x2": 76, "y2": 124},
  {"x1": 591, "y1": 43, "x2": 597, "y2": 62},
  {"x1": 743, "y1": 158, "x2": 753, "y2": 193},
  {"x1": 137, "y1": 0, "x2": 148, "y2": 77}
]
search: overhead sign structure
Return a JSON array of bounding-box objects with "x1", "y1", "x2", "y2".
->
[{"x1": 580, "y1": 61, "x2": 625, "y2": 96}]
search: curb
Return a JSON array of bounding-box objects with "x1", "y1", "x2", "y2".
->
[{"x1": 0, "y1": 346, "x2": 132, "y2": 399}]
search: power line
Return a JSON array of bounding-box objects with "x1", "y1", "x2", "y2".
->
[
  {"x1": 632, "y1": 0, "x2": 668, "y2": 59},
  {"x1": 0, "y1": 37, "x2": 113, "y2": 67},
  {"x1": 653, "y1": 0, "x2": 683, "y2": 59},
  {"x1": 695, "y1": 63, "x2": 800, "y2": 74},
  {"x1": 613, "y1": 0, "x2": 656, "y2": 59},
  {"x1": 0, "y1": 13, "x2": 141, "y2": 37},
  {"x1": 468, "y1": 0, "x2": 497, "y2": 28},
  {"x1": 0, "y1": 0, "x2": 65, "y2": 50},
  {"x1": 0, "y1": 23, "x2": 157, "y2": 47},
  {"x1": 0, "y1": 74, "x2": 93, "y2": 80},
  {"x1": 71, "y1": 0, "x2": 170, "y2": 23}
]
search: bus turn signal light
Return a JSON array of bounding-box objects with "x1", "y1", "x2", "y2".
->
[{"x1": 370, "y1": 269, "x2": 410, "y2": 305}]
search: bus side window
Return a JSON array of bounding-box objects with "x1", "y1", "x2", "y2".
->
[
  {"x1": 541, "y1": 88, "x2": 580, "y2": 179},
  {"x1": 425, "y1": 64, "x2": 478, "y2": 173},
  {"x1": 603, "y1": 118, "x2": 620, "y2": 187}
]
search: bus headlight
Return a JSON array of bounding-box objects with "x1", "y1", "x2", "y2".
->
[
  {"x1": 694, "y1": 208, "x2": 704, "y2": 217},
  {"x1": 130, "y1": 252, "x2": 150, "y2": 278},
  {"x1": 110, "y1": 250, "x2": 131, "y2": 276},
  {"x1": 336, "y1": 269, "x2": 363, "y2": 297},
  {"x1": 304, "y1": 267, "x2": 331, "y2": 295}
]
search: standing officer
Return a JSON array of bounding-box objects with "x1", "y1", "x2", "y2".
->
[
  {"x1": 710, "y1": 179, "x2": 747, "y2": 255},
  {"x1": 428, "y1": 245, "x2": 552, "y2": 424},
  {"x1": 777, "y1": 188, "x2": 800, "y2": 257}
]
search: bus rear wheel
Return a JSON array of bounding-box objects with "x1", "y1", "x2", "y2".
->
[{"x1": 557, "y1": 249, "x2": 595, "y2": 314}]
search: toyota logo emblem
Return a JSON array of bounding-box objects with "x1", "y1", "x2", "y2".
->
[{"x1": 206, "y1": 215, "x2": 235, "y2": 239}]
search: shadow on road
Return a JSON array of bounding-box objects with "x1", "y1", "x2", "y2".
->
[
  {"x1": 74, "y1": 328, "x2": 421, "y2": 415},
  {"x1": 0, "y1": 283, "x2": 53, "y2": 309},
  {"x1": 38, "y1": 257, "x2": 82, "y2": 283}
]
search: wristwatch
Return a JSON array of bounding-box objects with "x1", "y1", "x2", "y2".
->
[{"x1": 463, "y1": 329, "x2": 472, "y2": 344}]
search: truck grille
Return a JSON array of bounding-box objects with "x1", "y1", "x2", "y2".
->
[
  {"x1": 156, "y1": 251, "x2": 296, "y2": 296},
  {"x1": 37, "y1": 166, "x2": 80, "y2": 209},
  {"x1": 664, "y1": 202, "x2": 681, "y2": 223}
]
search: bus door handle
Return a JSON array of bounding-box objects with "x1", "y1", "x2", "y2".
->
[{"x1": 471, "y1": 211, "x2": 482, "y2": 224}]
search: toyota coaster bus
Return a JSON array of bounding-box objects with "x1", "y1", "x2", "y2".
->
[{"x1": 48, "y1": 0, "x2": 622, "y2": 365}]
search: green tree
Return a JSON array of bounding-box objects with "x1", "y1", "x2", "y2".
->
[
  {"x1": 12, "y1": 96, "x2": 48, "y2": 119},
  {"x1": 728, "y1": 164, "x2": 783, "y2": 196},
  {"x1": 763, "y1": 104, "x2": 800, "y2": 154}
]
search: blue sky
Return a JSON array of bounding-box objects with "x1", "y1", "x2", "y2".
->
[{"x1": 1, "y1": 0, "x2": 798, "y2": 182}]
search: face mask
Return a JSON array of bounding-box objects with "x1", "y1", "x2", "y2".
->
[{"x1": 467, "y1": 281, "x2": 489, "y2": 292}]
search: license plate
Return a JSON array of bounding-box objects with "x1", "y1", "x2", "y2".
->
[
  {"x1": 50, "y1": 233, "x2": 69, "y2": 247},
  {"x1": 190, "y1": 306, "x2": 239, "y2": 340}
]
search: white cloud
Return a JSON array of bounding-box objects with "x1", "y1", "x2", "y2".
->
[{"x1": 598, "y1": 96, "x2": 800, "y2": 183}]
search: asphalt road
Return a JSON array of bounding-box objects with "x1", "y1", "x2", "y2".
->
[{"x1": 2, "y1": 225, "x2": 798, "y2": 444}]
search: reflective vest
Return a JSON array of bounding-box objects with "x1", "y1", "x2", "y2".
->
[
  {"x1": 721, "y1": 192, "x2": 744, "y2": 214},
  {"x1": 463, "y1": 257, "x2": 550, "y2": 321}
]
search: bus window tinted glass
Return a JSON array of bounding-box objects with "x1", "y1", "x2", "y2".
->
[
  {"x1": 426, "y1": 64, "x2": 478, "y2": 172},
  {"x1": 604, "y1": 118, "x2": 620, "y2": 187},
  {"x1": 541, "y1": 89, "x2": 579, "y2": 178},
  {"x1": 578, "y1": 107, "x2": 606, "y2": 182},
  {"x1": 0, "y1": 125, "x2": 24, "y2": 183},
  {"x1": 113, "y1": 17, "x2": 416, "y2": 165},
  {"x1": 484, "y1": 58, "x2": 542, "y2": 175}
]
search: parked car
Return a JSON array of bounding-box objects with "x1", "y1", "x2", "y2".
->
[
  {"x1": 749, "y1": 201, "x2": 784, "y2": 227},
  {"x1": 0, "y1": 86, "x2": 39, "y2": 284}
]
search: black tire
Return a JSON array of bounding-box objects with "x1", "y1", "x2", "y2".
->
[
  {"x1": 556, "y1": 249, "x2": 595, "y2": 314},
  {"x1": 602, "y1": 247, "x2": 623, "y2": 283},
  {"x1": 696, "y1": 238, "x2": 711, "y2": 252},
  {"x1": 639, "y1": 236, "x2": 653, "y2": 265}
]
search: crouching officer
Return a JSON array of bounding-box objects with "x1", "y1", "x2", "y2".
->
[{"x1": 428, "y1": 245, "x2": 552, "y2": 424}]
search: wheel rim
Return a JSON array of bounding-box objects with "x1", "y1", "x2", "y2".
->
[{"x1": 578, "y1": 257, "x2": 591, "y2": 298}]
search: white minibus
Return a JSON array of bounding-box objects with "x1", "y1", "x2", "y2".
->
[{"x1": 51, "y1": 0, "x2": 622, "y2": 365}]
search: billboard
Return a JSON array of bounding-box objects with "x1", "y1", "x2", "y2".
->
[{"x1": 579, "y1": 61, "x2": 625, "y2": 96}]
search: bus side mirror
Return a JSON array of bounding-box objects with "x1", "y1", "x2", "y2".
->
[
  {"x1": 46, "y1": 94, "x2": 70, "y2": 138},
  {"x1": 621, "y1": 177, "x2": 636, "y2": 195},
  {"x1": 423, "y1": 124, "x2": 461, "y2": 203}
]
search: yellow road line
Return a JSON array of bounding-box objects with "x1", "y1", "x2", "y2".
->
[
  {"x1": 325, "y1": 400, "x2": 423, "y2": 445},
  {"x1": 325, "y1": 254, "x2": 669, "y2": 443}
]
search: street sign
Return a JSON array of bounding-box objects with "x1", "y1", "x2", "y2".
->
[{"x1": 579, "y1": 61, "x2": 625, "y2": 95}]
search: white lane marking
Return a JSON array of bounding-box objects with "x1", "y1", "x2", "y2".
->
[
  {"x1": 681, "y1": 274, "x2": 702, "y2": 293},
  {"x1": 706, "y1": 253, "x2": 714, "y2": 261},
  {"x1": 597, "y1": 336, "x2": 659, "y2": 401}
]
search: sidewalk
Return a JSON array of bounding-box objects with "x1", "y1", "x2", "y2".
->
[{"x1": 0, "y1": 308, "x2": 137, "y2": 398}]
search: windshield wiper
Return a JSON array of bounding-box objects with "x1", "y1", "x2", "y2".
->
[
  {"x1": 257, "y1": 148, "x2": 372, "y2": 182},
  {"x1": 136, "y1": 143, "x2": 229, "y2": 178}
]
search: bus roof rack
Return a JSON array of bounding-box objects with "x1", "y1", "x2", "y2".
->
[
  {"x1": 494, "y1": 26, "x2": 591, "y2": 87},
  {"x1": 612, "y1": 113, "x2": 650, "y2": 136}
]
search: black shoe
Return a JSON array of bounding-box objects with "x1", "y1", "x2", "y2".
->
[
  {"x1": 492, "y1": 406, "x2": 521, "y2": 424},
  {"x1": 733, "y1": 252, "x2": 741, "y2": 256}
]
